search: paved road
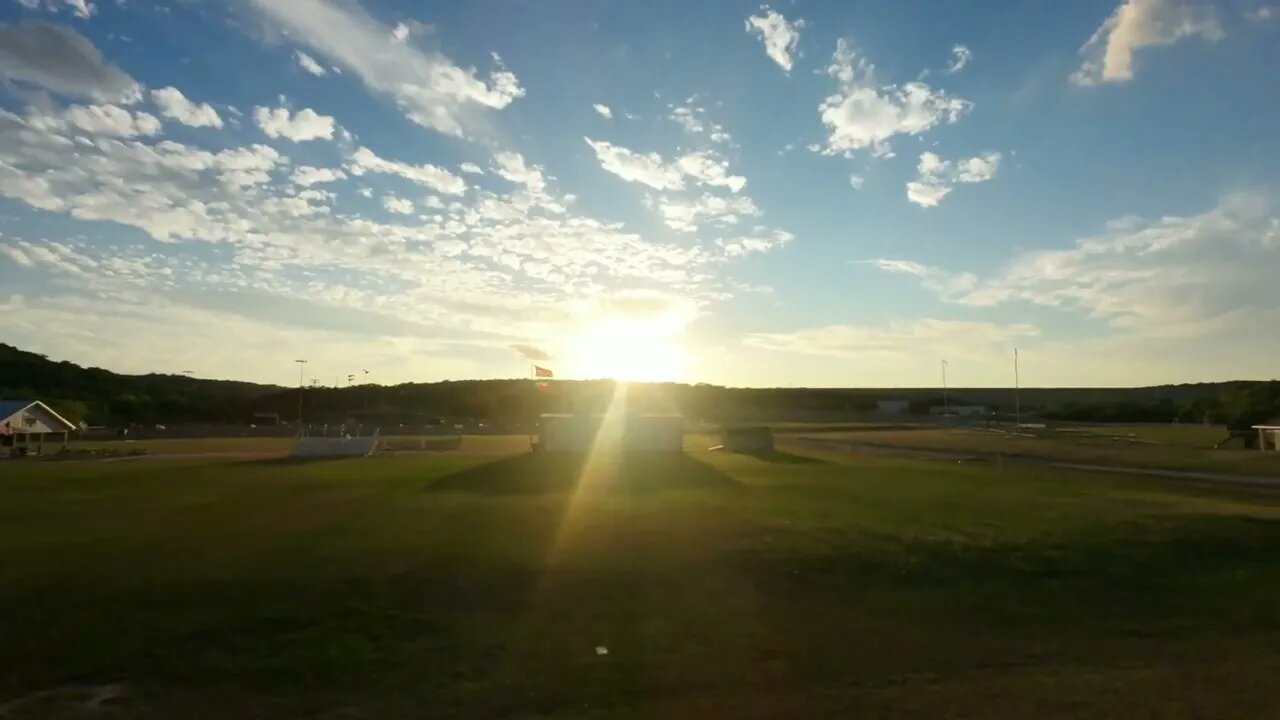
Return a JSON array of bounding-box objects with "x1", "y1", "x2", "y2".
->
[{"x1": 791, "y1": 437, "x2": 1280, "y2": 489}]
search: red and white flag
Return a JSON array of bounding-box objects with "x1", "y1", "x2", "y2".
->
[{"x1": 534, "y1": 365, "x2": 554, "y2": 378}]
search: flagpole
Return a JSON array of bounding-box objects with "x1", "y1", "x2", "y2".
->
[
  {"x1": 941, "y1": 359, "x2": 950, "y2": 419},
  {"x1": 1014, "y1": 348, "x2": 1021, "y2": 428}
]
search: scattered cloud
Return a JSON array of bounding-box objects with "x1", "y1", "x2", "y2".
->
[
  {"x1": 253, "y1": 106, "x2": 336, "y2": 142},
  {"x1": 1070, "y1": 0, "x2": 1223, "y2": 85},
  {"x1": 747, "y1": 319, "x2": 1039, "y2": 359},
  {"x1": 1247, "y1": 6, "x2": 1275, "y2": 22},
  {"x1": 291, "y1": 166, "x2": 346, "y2": 186},
  {"x1": 458, "y1": 162, "x2": 483, "y2": 175},
  {"x1": 946, "y1": 44, "x2": 972, "y2": 74},
  {"x1": 584, "y1": 139, "x2": 745, "y2": 193},
  {"x1": 27, "y1": 103, "x2": 161, "y2": 137},
  {"x1": 719, "y1": 229, "x2": 793, "y2": 257},
  {"x1": 0, "y1": 21, "x2": 140, "y2": 102},
  {"x1": 382, "y1": 195, "x2": 414, "y2": 214},
  {"x1": 15, "y1": 0, "x2": 94, "y2": 19},
  {"x1": 391, "y1": 22, "x2": 410, "y2": 42},
  {"x1": 584, "y1": 138, "x2": 686, "y2": 191},
  {"x1": 870, "y1": 193, "x2": 1280, "y2": 338},
  {"x1": 658, "y1": 194, "x2": 761, "y2": 232},
  {"x1": 294, "y1": 50, "x2": 328, "y2": 76},
  {"x1": 491, "y1": 151, "x2": 546, "y2": 193},
  {"x1": 669, "y1": 104, "x2": 731, "y2": 143},
  {"x1": 346, "y1": 146, "x2": 467, "y2": 196},
  {"x1": 151, "y1": 87, "x2": 223, "y2": 129},
  {"x1": 905, "y1": 151, "x2": 1001, "y2": 208},
  {"x1": 511, "y1": 343, "x2": 550, "y2": 362},
  {"x1": 849, "y1": 174, "x2": 865, "y2": 190},
  {"x1": 244, "y1": 0, "x2": 524, "y2": 138},
  {"x1": 820, "y1": 39, "x2": 970, "y2": 157},
  {"x1": 745, "y1": 6, "x2": 804, "y2": 72},
  {"x1": 592, "y1": 103, "x2": 613, "y2": 119}
]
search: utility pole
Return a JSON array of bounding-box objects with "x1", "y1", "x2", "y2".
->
[
  {"x1": 362, "y1": 369, "x2": 371, "y2": 410},
  {"x1": 941, "y1": 360, "x2": 950, "y2": 415},
  {"x1": 1014, "y1": 348, "x2": 1021, "y2": 427},
  {"x1": 294, "y1": 359, "x2": 308, "y2": 429}
]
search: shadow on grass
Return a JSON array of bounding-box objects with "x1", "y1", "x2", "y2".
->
[{"x1": 427, "y1": 451, "x2": 740, "y2": 495}]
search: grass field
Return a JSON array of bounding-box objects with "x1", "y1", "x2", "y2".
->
[
  {"x1": 792, "y1": 423, "x2": 1280, "y2": 477},
  {"x1": 3, "y1": 438, "x2": 1280, "y2": 718}
]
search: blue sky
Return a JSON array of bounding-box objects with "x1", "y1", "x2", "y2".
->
[{"x1": 0, "y1": 0, "x2": 1277, "y2": 388}]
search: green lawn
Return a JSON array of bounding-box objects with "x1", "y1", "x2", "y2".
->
[
  {"x1": 795, "y1": 424, "x2": 1280, "y2": 477},
  {"x1": 2, "y1": 443, "x2": 1280, "y2": 718}
]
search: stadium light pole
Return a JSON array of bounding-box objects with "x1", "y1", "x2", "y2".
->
[{"x1": 294, "y1": 359, "x2": 308, "y2": 427}]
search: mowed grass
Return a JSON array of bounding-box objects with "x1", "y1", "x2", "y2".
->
[
  {"x1": 796, "y1": 424, "x2": 1280, "y2": 477},
  {"x1": 2, "y1": 439, "x2": 1280, "y2": 718}
]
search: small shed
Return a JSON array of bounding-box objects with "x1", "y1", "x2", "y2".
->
[
  {"x1": 721, "y1": 425, "x2": 774, "y2": 453},
  {"x1": 1, "y1": 400, "x2": 77, "y2": 455}
]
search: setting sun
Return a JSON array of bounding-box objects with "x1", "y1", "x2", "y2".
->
[{"x1": 568, "y1": 317, "x2": 689, "y2": 382}]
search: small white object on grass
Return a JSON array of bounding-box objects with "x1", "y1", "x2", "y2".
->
[{"x1": 595, "y1": 646, "x2": 609, "y2": 656}]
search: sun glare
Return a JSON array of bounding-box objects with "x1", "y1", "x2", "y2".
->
[{"x1": 569, "y1": 317, "x2": 688, "y2": 382}]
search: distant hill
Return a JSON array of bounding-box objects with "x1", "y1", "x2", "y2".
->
[{"x1": 1, "y1": 343, "x2": 1274, "y2": 427}]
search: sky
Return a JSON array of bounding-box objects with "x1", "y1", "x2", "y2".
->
[{"x1": 0, "y1": 0, "x2": 1278, "y2": 389}]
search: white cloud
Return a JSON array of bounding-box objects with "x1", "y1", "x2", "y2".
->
[
  {"x1": 820, "y1": 39, "x2": 970, "y2": 157},
  {"x1": 719, "y1": 229, "x2": 793, "y2": 257},
  {"x1": 458, "y1": 162, "x2": 483, "y2": 175},
  {"x1": 346, "y1": 146, "x2": 467, "y2": 196},
  {"x1": 150, "y1": 87, "x2": 223, "y2": 129},
  {"x1": 254, "y1": 106, "x2": 335, "y2": 142},
  {"x1": 0, "y1": 21, "x2": 139, "y2": 102},
  {"x1": 675, "y1": 151, "x2": 746, "y2": 193},
  {"x1": 1070, "y1": 0, "x2": 1223, "y2": 85},
  {"x1": 28, "y1": 103, "x2": 161, "y2": 137},
  {"x1": 15, "y1": 0, "x2": 94, "y2": 19},
  {"x1": 584, "y1": 138, "x2": 686, "y2": 191},
  {"x1": 593, "y1": 103, "x2": 613, "y2": 119},
  {"x1": 1248, "y1": 6, "x2": 1275, "y2": 22},
  {"x1": 745, "y1": 6, "x2": 804, "y2": 72},
  {"x1": 871, "y1": 193, "x2": 1280, "y2": 338},
  {"x1": 905, "y1": 151, "x2": 1001, "y2": 208},
  {"x1": 585, "y1": 139, "x2": 745, "y2": 193},
  {"x1": 491, "y1": 151, "x2": 546, "y2": 193},
  {"x1": 946, "y1": 44, "x2": 972, "y2": 74},
  {"x1": 382, "y1": 195, "x2": 414, "y2": 214},
  {"x1": 849, "y1": 174, "x2": 865, "y2": 190},
  {"x1": 294, "y1": 50, "x2": 328, "y2": 76},
  {"x1": 669, "y1": 104, "x2": 732, "y2": 143},
  {"x1": 291, "y1": 165, "x2": 346, "y2": 186},
  {"x1": 747, "y1": 319, "x2": 1039, "y2": 359},
  {"x1": 391, "y1": 22, "x2": 410, "y2": 42},
  {"x1": 244, "y1": 0, "x2": 524, "y2": 138},
  {"x1": 658, "y1": 194, "x2": 761, "y2": 232}
]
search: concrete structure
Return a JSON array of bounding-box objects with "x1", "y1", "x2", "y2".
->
[
  {"x1": 875, "y1": 400, "x2": 910, "y2": 415},
  {"x1": 1252, "y1": 425, "x2": 1280, "y2": 452},
  {"x1": 721, "y1": 426, "x2": 774, "y2": 453},
  {"x1": 1, "y1": 400, "x2": 76, "y2": 456},
  {"x1": 537, "y1": 414, "x2": 684, "y2": 452}
]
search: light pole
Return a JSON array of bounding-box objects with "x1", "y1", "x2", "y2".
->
[
  {"x1": 362, "y1": 369, "x2": 371, "y2": 410},
  {"x1": 294, "y1": 359, "x2": 308, "y2": 429},
  {"x1": 941, "y1": 359, "x2": 950, "y2": 418},
  {"x1": 1014, "y1": 348, "x2": 1021, "y2": 427}
]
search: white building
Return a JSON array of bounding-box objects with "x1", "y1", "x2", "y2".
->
[{"x1": 1, "y1": 400, "x2": 77, "y2": 454}]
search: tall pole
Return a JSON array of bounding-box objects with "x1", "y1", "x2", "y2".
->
[
  {"x1": 1014, "y1": 348, "x2": 1021, "y2": 427},
  {"x1": 294, "y1": 359, "x2": 308, "y2": 429},
  {"x1": 942, "y1": 359, "x2": 950, "y2": 417},
  {"x1": 362, "y1": 369, "x2": 370, "y2": 410}
]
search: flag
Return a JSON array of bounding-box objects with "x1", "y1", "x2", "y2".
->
[{"x1": 534, "y1": 365, "x2": 554, "y2": 378}]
